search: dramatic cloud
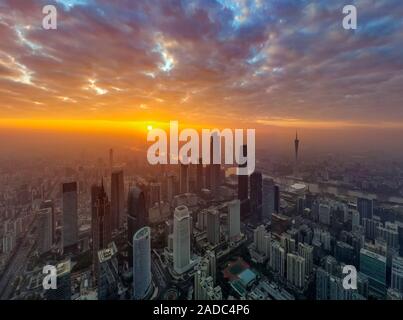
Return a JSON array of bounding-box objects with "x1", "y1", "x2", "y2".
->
[{"x1": 0, "y1": 0, "x2": 402, "y2": 127}]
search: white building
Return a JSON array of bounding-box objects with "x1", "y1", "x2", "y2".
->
[
  {"x1": 173, "y1": 206, "x2": 191, "y2": 274},
  {"x1": 133, "y1": 226, "x2": 152, "y2": 299}
]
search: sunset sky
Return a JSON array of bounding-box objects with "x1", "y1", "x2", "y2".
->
[{"x1": 0, "y1": 0, "x2": 403, "y2": 136}]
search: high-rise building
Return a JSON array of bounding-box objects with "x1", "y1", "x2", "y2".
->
[
  {"x1": 351, "y1": 210, "x2": 360, "y2": 230},
  {"x1": 91, "y1": 183, "x2": 112, "y2": 276},
  {"x1": 207, "y1": 209, "x2": 220, "y2": 246},
  {"x1": 360, "y1": 248, "x2": 387, "y2": 298},
  {"x1": 62, "y1": 182, "x2": 78, "y2": 250},
  {"x1": 262, "y1": 178, "x2": 275, "y2": 221},
  {"x1": 98, "y1": 242, "x2": 119, "y2": 300},
  {"x1": 133, "y1": 226, "x2": 152, "y2": 300},
  {"x1": 40, "y1": 200, "x2": 56, "y2": 244},
  {"x1": 376, "y1": 222, "x2": 399, "y2": 250},
  {"x1": 46, "y1": 260, "x2": 72, "y2": 300},
  {"x1": 287, "y1": 253, "x2": 305, "y2": 288},
  {"x1": 335, "y1": 241, "x2": 354, "y2": 265},
  {"x1": 274, "y1": 185, "x2": 280, "y2": 214},
  {"x1": 209, "y1": 134, "x2": 221, "y2": 195},
  {"x1": 250, "y1": 171, "x2": 262, "y2": 220},
  {"x1": 253, "y1": 225, "x2": 271, "y2": 258},
  {"x1": 269, "y1": 241, "x2": 285, "y2": 277},
  {"x1": 37, "y1": 207, "x2": 53, "y2": 254},
  {"x1": 173, "y1": 206, "x2": 191, "y2": 274},
  {"x1": 194, "y1": 272, "x2": 222, "y2": 300},
  {"x1": 294, "y1": 131, "x2": 300, "y2": 175},
  {"x1": 298, "y1": 242, "x2": 313, "y2": 276},
  {"x1": 127, "y1": 186, "x2": 148, "y2": 268},
  {"x1": 111, "y1": 170, "x2": 124, "y2": 230},
  {"x1": 227, "y1": 200, "x2": 241, "y2": 241},
  {"x1": 319, "y1": 204, "x2": 331, "y2": 226},
  {"x1": 357, "y1": 197, "x2": 373, "y2": 223},
  {"x1": 180, "y1": 164, "x2": 189, "y2": 194},
  {"x1": 196, "y1": 158, "x2": 204, "y2": 192},
  {"x1": 391, "y1": 256, "x2": 403, "y2": 295},
  {"x1": 237, "y1": 145, "x2": 249, "y2": 217},
  {"x1": 316, "y1": 268, "x2": 329, "y2": 300}
]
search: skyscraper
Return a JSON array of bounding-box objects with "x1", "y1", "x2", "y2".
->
[
  {"x1": 250, "y1": 171, "x2": 262, "y2": 220},
  {"x1": 227, "y1": 199, "x2": 241, "y2": 241},
  {"x1": 209, "y1": 134, "x2": 221, "y2": 195},
  {"x1": 274, "y1": 185, "x2": 280, "y2": 214},
  {"x1": 180, "y1": 164, "x2": 189, "y2": 194},
  {"x1": 98, "y1": 242, "x2": 119, "y2": 300},
  {"x1": 287, "y1": 253, "x2": 305, "y2": 288},
  {"x1": 62, "y1": 182, "x2": 78, "y2": 250},
  {"x1": 173, "y1": 205, "x2": 191, "y2": 274},
  {"x1": 40, "y1": 200, "x2": 55, "y2": 244},
  {"x1": 262, "y1": 178, "x2": 275, "y2": 221},
  {"x1": 294, "y1": 131, "x2": 300, "y2": 175},
  {"x1": 360, "y1": 248, "x2": 387, "y2": 298},
  {"x1": 37, "y1": 207, "x2": 53, "y2": 254},
  {"x1": 357, "y1": 197, "x2": 373, "y2": 223},
  {"x1": 207, "y1": 209, "x2": 220, "y2": 246},
  {"x1": 111, "y1": 170, "x2": 124, "y2": 230},
  {"x1": 238, "y1": 144, "x2": 249, "y2": 217},
  {"x1": 298, "y1": 242, "x2": 314, "y2": 276},
  {"x1": 91, "y1": 183, "x2": 112, "y2": 276},
  {"x1": 133, "y1": 226, "x2": 152, "y2": 300},
  {"x1": 196, "y1": 158, "x2": 204, "y2": 192},
  {"x1": 270, "y1": 241, "x2": 285, "y2": 277},
  {"x1": 127, "y1": 186, "x2": 148, "y2": 268}
]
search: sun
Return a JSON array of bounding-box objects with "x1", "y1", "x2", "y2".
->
[{"x1": 147, "y1": 125, "x2": 153, "y2": 131}]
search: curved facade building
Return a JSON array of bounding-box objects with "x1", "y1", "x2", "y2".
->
[
  {"x1": 133, "y1": 226, "x2": 151, "y2": 300},
  {"x1": 127, "y1": 186, "x2": 148, "y2": 268},
  {"x1": 173, "y1": 205, "x2": 191, "y2": 274}
]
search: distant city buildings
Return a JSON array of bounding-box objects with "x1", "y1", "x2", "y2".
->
[{"x1": 62, "y1": 182, "x2": 78, "y2": 251}]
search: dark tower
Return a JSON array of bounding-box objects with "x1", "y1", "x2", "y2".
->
[
  {"x1": 250, "y1": 171, "x2": 262, "y2": 220},
  {"x1": 91, "y1": 181, "x2": 111, "y2": 279},
  {"x1": 294, "y1": 131, "x2": 300, "y2": 176},
  {"x1": 238, "y1": 145, "x2": 249, "y2": 217},
  {"x1": 127, "y1": 186, "x2": 148, "y2": 268}
]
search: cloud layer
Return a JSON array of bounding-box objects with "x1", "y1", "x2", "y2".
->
[{"x1": 0, "y1": 0, "x2": 402, "y2": 128}]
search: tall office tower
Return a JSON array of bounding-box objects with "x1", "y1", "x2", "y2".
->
[
  {"x1": 253, "y1": 225, "x2": 271, "y2": 258},
  {"x1": 318, "y1": 204, "x2": 331, "y2": 225},
  {"x1": 270, "y1": 241, "x2": 285, "y2": 277},
  {"x1": 227, "y1": 199, "x2": 241, "y2": 241},
  {"x1": 127, "y1": 186, "x2": 148, "y2": 268},
  {"x1": 91, "y1": 183, "x2": 112, "y2": 276},
  {"x1": 109, "y1": 148, "x2": 114, "y2": 173},
  {"x1": 294, "y1": 131, "x2": 300, "y2": 175},
  {"x1": 262, "y1": 178, "x2": 275, "y2": 221},
  {"x1": 250, "y1": 171, "x2": 262, "y2": 220},
  {"x1": 391, "y1": 256, "x2": 403, "y2": 295},
  {"x1": 179, "y1": 164, "x2": 189, "y2": 194},
  {"x1": 97, "y1": 242, "x2": 119, "y2": 300},
  {"x1": 316, "y1": 268, "x2": 330, "y2": 300},
  {"x1": 111, "y1": 170, "x2": 124, "y2": 230},
  {"x1": 329, "y1": 275, "x2": 352, "y2": 300},
  {"x1": 351, "y1": 210, "x2": 360, "y2": 230},
  {"x1": 40, "y1": 200, "x2": 55, "y2": 244},
  {"x1": 208, "y1": 133, "x2": 221, "y2": 195},
  {"x1": 62, "y1": 182, "x2": 78, "y2": 250},
  {"x1": 377, "y1": 222, "x2": 399, "y2": 249},
  {"x1": 38, "y1": 207, "x2": 53, "y2": 254},
  {"x1": 274, "y1": 185, "x2": 280, "y2": 213},
  {"x1": 207, "y1": 209, "x2": 220, "y2": 246},
  {"x1": 196, "y1": 158, "x2": 204, "y2": 192},
  {"x1": 298, "y1": 242, "x2": 314, "y2": 276},
  {"x1": 357, "y1": 197, "x2": 373, "y2": 223},
  {"x1": 280, "y1": 233, "x2": 296, "y2": 254},
  {"x1": 363, "y1": 217, "x2": 381, "y2": 241},
  {"x1": 166, "y1": 174, "x2": 175, "y2": 203},
  {"x1": 173, "y1": 206, "x2": 191, "y2": 274},
  {"x1": 335, "y1": 241, "x2": 354, "y2": 265},
  {"x1": 237, "y1": 144, "x2": 249, "y2": 217},
  {"x1": 46, "y1": 260, "x2": 72, "y2": 300},
  {"x1": 287, "y1": 253, "x2": 305, "y2": 288},
  {"x1": 133, "y1": 226, "x2": 152, "y2": 300},
  {"x1": 149, "y1": 182, "x2": 162, "y2": 206},
  {"x1": 360, "y1": 248, "x2": 387, "y2": 298}
]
